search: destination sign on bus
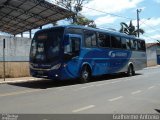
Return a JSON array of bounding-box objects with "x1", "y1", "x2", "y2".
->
[{"x1": 37, "y1": 34, "x2": 48, "y2": 40}]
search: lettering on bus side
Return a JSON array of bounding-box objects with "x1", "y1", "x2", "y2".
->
[{"x1": 108, "y1": 51, "x2": 128, "y2": 58}]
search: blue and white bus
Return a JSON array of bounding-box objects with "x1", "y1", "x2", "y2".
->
[{"x1": 30, "y1": 25, "x2": 147, "y2": 83}]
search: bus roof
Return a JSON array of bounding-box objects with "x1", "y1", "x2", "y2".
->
[{"x1": 36, "y1": 25, "x2": 145, "y2": 41}]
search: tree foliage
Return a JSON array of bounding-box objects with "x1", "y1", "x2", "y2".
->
[
  {"x1": 55, "y1": 0, "x2": 96, "y2": 27},
  {"x1": 119, "y1": 20, "x2": 144, "y2": 37},
  {"x1": 75, "y1": 16, "x2": 96, "y2": 27}
]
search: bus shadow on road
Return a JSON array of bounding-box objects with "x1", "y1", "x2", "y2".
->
[
  {"x1": 155, "y1": 109, "x2": 160, "y2": 113},
  {"x1": 91, "y1": 73, "x2": 142, "y2": 82},
  {"x1": 8, "y1": 73, "x2": 142, "y2": 89}
]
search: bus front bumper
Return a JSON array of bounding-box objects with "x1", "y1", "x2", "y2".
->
[{"x1": 30, "y1": 68, "x2": 61, "y2": 80}]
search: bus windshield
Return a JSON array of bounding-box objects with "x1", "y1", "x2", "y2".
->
[{"x1": 30, "y1": 28, "x2": 64, "y2": 63}]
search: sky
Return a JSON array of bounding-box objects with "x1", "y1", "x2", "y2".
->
[
  {"x1": 0, "y1": 0, "x2": 160, "y2": 43},
  {"x1": 80, "y1": 0, "x2": 160, "y2": 43}
]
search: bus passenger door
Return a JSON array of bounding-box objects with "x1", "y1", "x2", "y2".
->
[{"x1": 63, "y1": 34, "x2": 81, "y2": 78}]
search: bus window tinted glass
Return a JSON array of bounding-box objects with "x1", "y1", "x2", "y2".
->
[
  {"x1": 121, "y1": 38, "x2": 127, "y2": 49},
  {"x1": 66, "y1": 28, "x2": 83, "y2": 35},
  {"x1": 111, "y1": 36, "x2": 121, "y2": 48},
  {"x1": 137, "y1": 40, "x2": 142, "y2": 51},
  {"x1": 138, "y1": 40, "x2": 146, "y2": 51},
  {"x1": 133, "y1": 40, "x2": 138, "y2": 50},
  {"x1": 98, "y1": 33, "x2": 110, "y2": 47},
  {"x1": 30, "y1": 28, "x2": 63, "y2": 63},
  {"x1": 71, "y1": 37, "x2": 80, "y2": 53},
  {"x1": 84, "y1": 30, "x2": 97, "y2": 47},
  {"x1": 126, "y1": 39, "x2": 131, "y2": 50},
  {"x1": 130, "y1": 39, "x2": 135, "y2": 50}
]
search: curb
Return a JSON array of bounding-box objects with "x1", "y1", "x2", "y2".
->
[
  {"x1": 0, "y1": 78, "x2": 43, "y2": 84},
  {"x1": 144, "y1": 65, "x2": 160, "y2": 70}
]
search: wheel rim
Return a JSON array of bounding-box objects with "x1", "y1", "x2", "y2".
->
[
  {"x1": 82, "y1": 66, "x2": 89, "y2": 81},
  {"x1": 82, "y1": 68, "x2": 89, "y2": 80},
  {"x1": 128, "y1": 67, "x2": 133, "y2": 76}
]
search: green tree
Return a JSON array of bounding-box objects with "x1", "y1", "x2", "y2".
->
[
  {"x1": 119, "y1": 20, "x2": 144, "y2": 37},
  {"x1": 76, "y1": 16, "x2": 96, "y2": 27},
  {"x1": 55, "y1": 0, "x2": 96, "y2": 27}
]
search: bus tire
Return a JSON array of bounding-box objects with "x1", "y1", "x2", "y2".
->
[
  {"x1": 127, "y1": 65, "x2": 135, "y2": 76},
  {"x1": 80, "y1": 65, "x2": 91, "y2": 83}
]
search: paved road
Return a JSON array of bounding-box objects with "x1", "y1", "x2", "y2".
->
[{"x1": 0, "y1": 67, "x2": 160, "y2": 114}]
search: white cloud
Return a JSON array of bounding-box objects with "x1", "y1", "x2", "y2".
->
[
  {"x1": 147, "y1": 29, "x2": 157, "y2": 34},
  {"x1": 81, "y1": 0, "x2": 144, "y2": 16},
  {"x1": 94, "y1": 15, "x2": 117, "y2": 26},
  {"x1": 151, "y1": 34, "x2": 160, "y2": 40},
  {"x1": 140, "y1": 18, "x2": 160, "y2": 27},
  {"x1": 141, "y1": 34, "x2": 160, "y2": 43},
  {"x1": 141, "y1": 36, "x2": 155, "y2": 43},
  {"x1": 131, "y1": 18, "x2": 160, "y2": 35}
]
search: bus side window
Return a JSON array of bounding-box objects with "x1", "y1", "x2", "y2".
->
[
  {"x1": 133, "y1": 40, "x2": 138, "y2": 51},
  {"x1": 126, "y1": 39, "x2": 131, "y2": 50},
  {"x1": 130, "y1": 40, "x2": 135, "y2": 50},
  {"x1": 64, "y1": 37, "x2": 80, "y2": 56},
  {"x1": 137, "y1": 40, "x2": 142, "y2": 51},
  {"x1": 111, "y1": 36, "x2": 121, "y2": 49},
  {"x1": 98, "y1": 33, "x2": 111, "y2": 48},
  {"x1": 141, "y1": 40, "x2": 146, "y2": 51},
  {"x1": 84, "y1": 30, "x2": 97, "y2": 47},
  {"x1": 121, "y1": 38, "x2": 127, "y2": 49},
  {"x1": 71, "y1": 37, "x2": 80, "y2": 55}
]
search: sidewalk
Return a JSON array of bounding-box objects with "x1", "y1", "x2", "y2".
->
[
  {"x1": 144, "y1": 65, "x2": 160, "y2": 69},
  {"x1": 0, "y1": 65, "x2": 160, "y2": 84}
]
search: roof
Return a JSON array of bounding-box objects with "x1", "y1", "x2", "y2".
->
[
  {"x1": 146, "y1": 43, "x2": 160, "y2": 48},
  {"x1": 0, "y1": 0, "x2": 74, "y2": 35}
]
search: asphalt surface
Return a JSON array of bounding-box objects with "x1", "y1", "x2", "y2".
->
[{"x1": 0, "y1": 67, "x2": 160, "y2": 114}]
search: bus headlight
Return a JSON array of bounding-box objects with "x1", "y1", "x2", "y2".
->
[{"x1": 51, "y1": 64, "x2": 61, "y2": 70}]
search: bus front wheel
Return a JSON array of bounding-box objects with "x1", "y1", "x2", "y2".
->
[
  {"x1": 80, "y1": 65, "x2": 91, "y2": 83},
  {"x1": 127, "y1": 65, "x2": 135, "y2": 76}
]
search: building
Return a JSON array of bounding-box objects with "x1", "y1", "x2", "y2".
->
[{"x1": 146, "y1": 43, "x2": 160, "y2": 66}]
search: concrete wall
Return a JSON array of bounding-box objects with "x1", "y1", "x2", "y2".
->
[
  {"x1": 0, "y1": 35, "x2": 31, "y2": 78},
  {"x1": 0, "y1": 62, "x2": 29, "y2": 78},
  {"x1": 146, "y1": 46, "x2": 157, "y2": 67},
  {"x1": 0, "y1": 36, "x2": 31, "y2": 61}
]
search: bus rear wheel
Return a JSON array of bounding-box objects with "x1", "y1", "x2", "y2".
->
[
  {"x1": 127, "y1": 65, "x2": 135, "y2": 76},
  {"x1": 80, "y1": 65, "x2": 91, "y2": 83}
]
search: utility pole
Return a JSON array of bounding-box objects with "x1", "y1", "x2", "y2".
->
[
  {"x1": 3, "y1": 39, "x2": 6, "y2": 81},
  {"x1": 137, "y1": 9, "x2": 141, "y2": 38},
  {"x1": 29, "y1": 29, "x2": 32, "y2": 39}
]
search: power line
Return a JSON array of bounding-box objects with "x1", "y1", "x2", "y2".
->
[
  {"x1": 141, "y1": 34, "x2": 159, "y2": 42},
  {"x1": 140, "y1": 20, "x2": 160, "y2": 33},
  {"x1": 83, "y1": 6, "x2": 135, "y2": 20},
  {"x1": 83, "y1": 6, "x2": 160, "y2": 36}
]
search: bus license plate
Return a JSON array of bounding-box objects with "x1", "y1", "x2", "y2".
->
[{"x1": 38, "y1": 71, "x2": 44, "y2": 75}]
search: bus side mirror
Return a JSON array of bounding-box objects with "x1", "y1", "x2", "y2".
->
[{"x1": 63, "y1": 34, "x2": 70, "y2": 45}]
